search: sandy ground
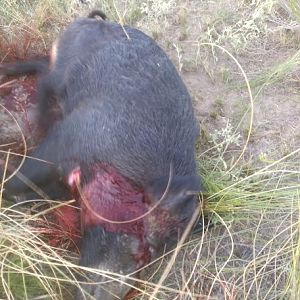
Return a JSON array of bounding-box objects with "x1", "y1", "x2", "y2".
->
[{"x1": 155, "y1": 2, "x2": 300, "y2": 163}]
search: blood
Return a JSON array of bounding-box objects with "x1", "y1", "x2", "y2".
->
[
  {"x1": 68, "y1": 163, "x2": 151, "y2": 268},
  {"x1": 51, "y1": 205, "x2": 81, "y2": 243},
  {"x1": 0, "y1": 70, "x2": 61, "y2": 153},
  {"x1": 79, "y1": 164, "x2": 146, "y2": 233},
  {"x1": 51, "y1": 163, "x2": 183, "y2": 269},
  {"x1": 2, "y1": 77, "x2": 37, "y2": 112},
  {"x1": 76, "y1": 164, "x2": 152, "y2": 268},
  {"x1": 51, "y1": 163, "x2": 152, "y2": 267},
  {"x1": 43, "y1": 204, "x2": 81, "y2": 250}
]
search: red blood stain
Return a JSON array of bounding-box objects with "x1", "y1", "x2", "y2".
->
[
  {"x1": 124, "y1": 284, "x2": 142, "y2": 300},
  {"x1": 52, "y1": 163, "x2": 183, "y2": 267},
  {"x1": 1, "y1": 76, "x2": 39, "y2": 144},
  {"x1": 79, "y1": 164, "x2": 146, "y2": 233},
  {"x1": 75, "y1": 164, "x2": 152, "y2": 269},
  {"x1": 50, "y1": 163, "x2": 152, "y2": 267},
  {"x1": 50, "y1": 205, "x2": 81, "y2": 244},
  {"x1": 43, "y1": 204, "x2": 81, "y2": 251},
  {"x1": 68, "y1": 164, "x2": 185, "y2": 299},
  {"x1": 3, "y1": 77, "x2": 37, "y2": 111}
]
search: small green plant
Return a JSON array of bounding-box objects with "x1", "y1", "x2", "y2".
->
[
  {"x1": 0, "y1": 203, "x2": 80, "y2": 299},
  {"x1": 138, "y1": 0, "x2": 176, "y2": 36},
  {"x1": 249, "y1": 49, "x2": 300, "y2": 89},
  {"x1": 201, "y1": 0, "x2": 276, "y2": 53},
  {"x1": 140, "y1": 0, "x2": 176, "y2": 22},
  {"x1": 289, "y1": 0, "x2": 300, "y2": 22}
]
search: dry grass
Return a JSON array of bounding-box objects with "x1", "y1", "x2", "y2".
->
[{"x1": 0, "y1": 0, "x2": 300, "y2": 299}]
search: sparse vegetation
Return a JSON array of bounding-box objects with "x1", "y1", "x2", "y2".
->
[
  {"x1": 1, "y1": 0, "x2": 299, "y2": 299},
  {"x1": 0, "y1": 201, "x2": 81, "y2": 299}
]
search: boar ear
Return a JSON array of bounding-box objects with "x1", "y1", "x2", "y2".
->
[
  {"x1": 145, "y1": 175, "x2": 202, "y2": 204},
  {"x1": 67, "y1": 167, "x2": 82, "y2": 192},
  {"x1": 143, "y1": 175, "x2": 202, "y2": 255}
]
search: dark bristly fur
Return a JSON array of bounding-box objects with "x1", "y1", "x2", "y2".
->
[
  {"x1": 1, "y1": 12, "x2": 202, "y2": 300},
  {"x1": 0, "y1": 57, "x2": 49, "y2": 76},
  {"x1": 87, "y1": 9, "x2": 107, "y2": 20}
]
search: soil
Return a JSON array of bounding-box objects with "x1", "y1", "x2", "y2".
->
[{"x1": 154, "y1": 8, "x2": 300, "y2": 164}]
